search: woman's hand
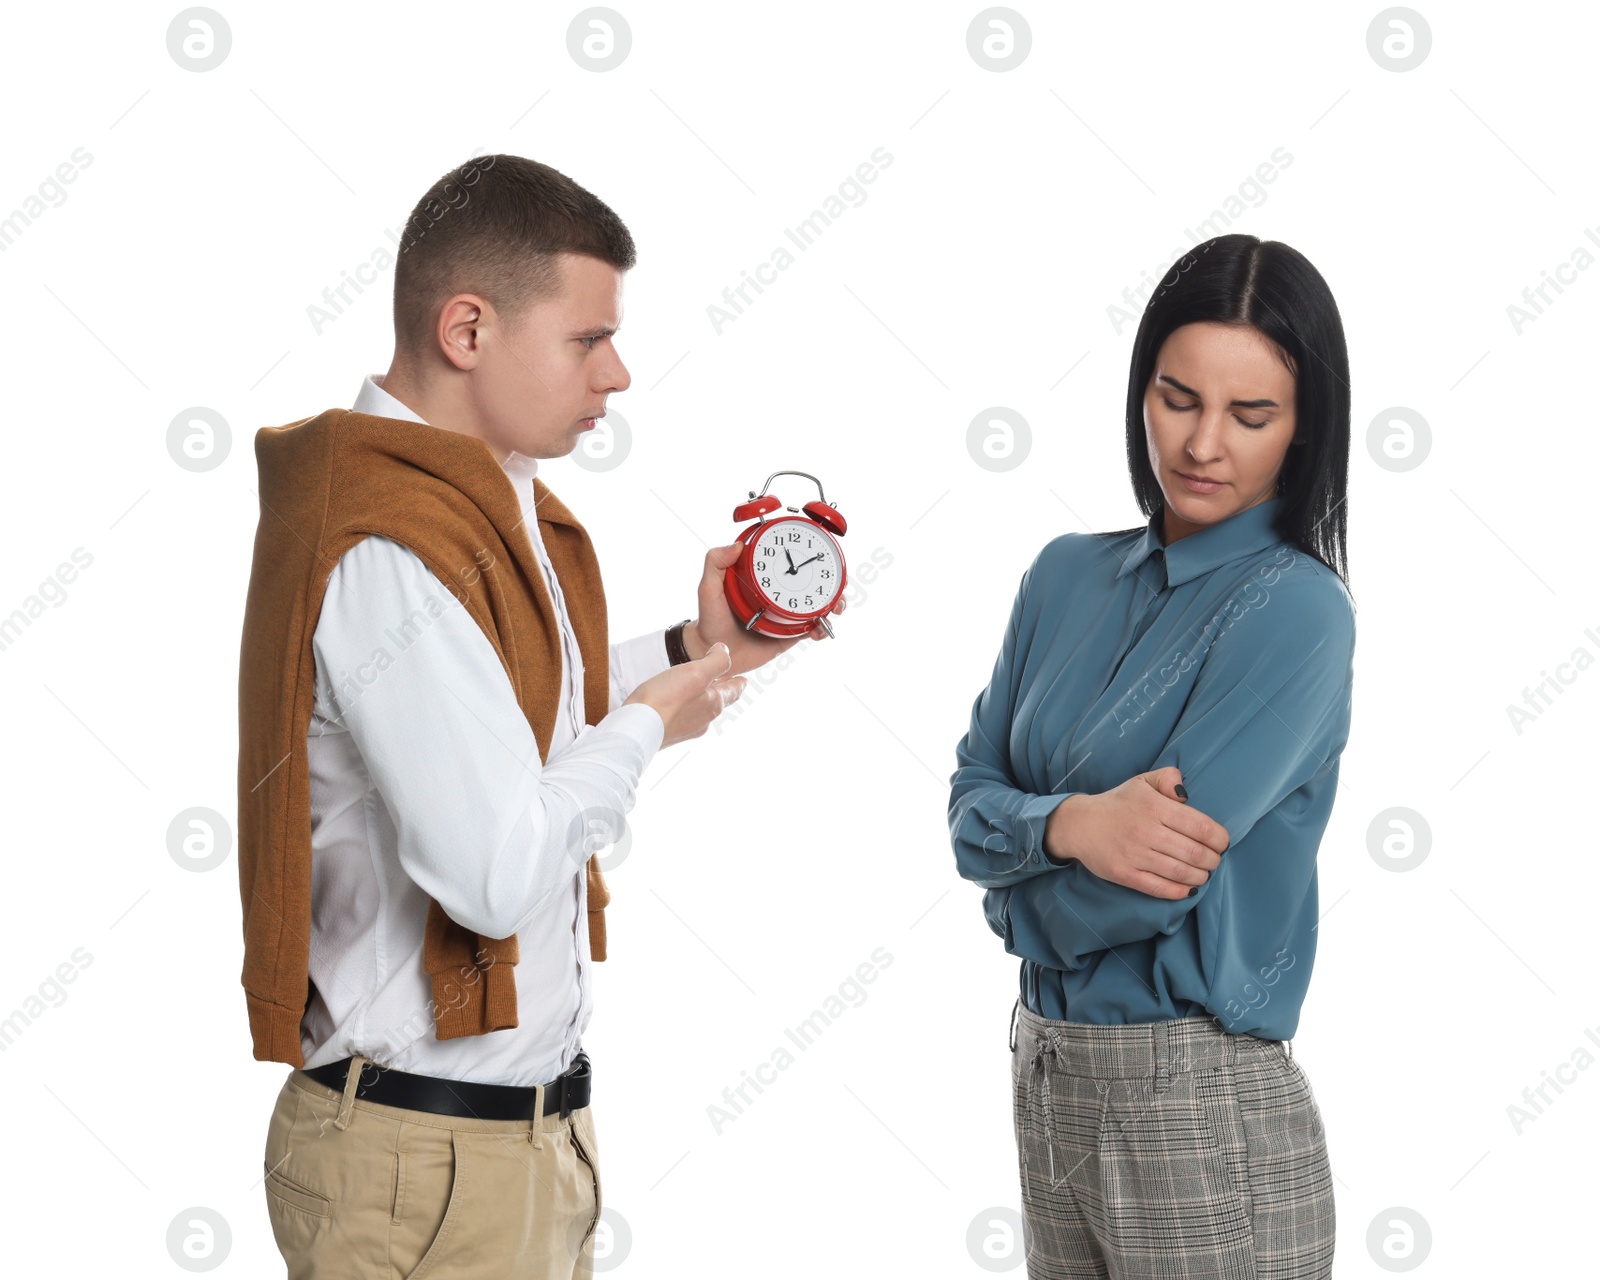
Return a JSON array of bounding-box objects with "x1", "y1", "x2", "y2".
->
[{"x1": 1041, "y1": 768, "x2": 1230, "y2": 899}]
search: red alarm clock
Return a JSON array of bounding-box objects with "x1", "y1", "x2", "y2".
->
[{"x1": 724, "y1": 470, "x2": 848, "y2": 639}]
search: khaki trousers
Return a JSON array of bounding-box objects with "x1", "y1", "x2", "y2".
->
[{"x1": 262, "y1": 1055, "x2": 602, "y2": 1278}]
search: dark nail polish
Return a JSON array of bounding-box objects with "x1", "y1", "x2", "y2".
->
[{"x1": 1175, "y1": 783, "x2": 1188, "y2": 800}]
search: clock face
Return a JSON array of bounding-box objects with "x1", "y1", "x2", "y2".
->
[{"x1": 748, "y1": 519, "x2": 843, "y2": 615}]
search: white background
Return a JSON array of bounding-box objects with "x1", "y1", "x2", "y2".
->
[{"x1": 2, "y1": 1, "x2": 1596, "y2": 1275}]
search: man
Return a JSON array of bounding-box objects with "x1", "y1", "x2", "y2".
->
[{"x1": 236, "y1": 153, "x2": 842, "y2": 1277}]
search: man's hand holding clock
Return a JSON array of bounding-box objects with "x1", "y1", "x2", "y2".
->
[
  {"x1": 624, "y1": 473, "x2": 848, "y2": 746},
  {"x1": 683, "y1": 542, "x2": 847, "y2": 674},
  {"x1": 622, "y1": 543, "x2": 846, "y2": 748}
]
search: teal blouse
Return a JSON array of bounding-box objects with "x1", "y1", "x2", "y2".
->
[{"x1": 948, "y1": 496, "x2": 1355, "y2": 1040}]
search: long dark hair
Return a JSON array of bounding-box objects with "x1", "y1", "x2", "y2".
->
[{"x1": 1117, "y1": 234, "x2": 1351, "y2": 592}]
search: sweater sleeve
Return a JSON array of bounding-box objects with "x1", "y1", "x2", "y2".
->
[
  {"x1": 311, "y1": 535, "x2": 664, "y2": 941},
  {"x1": 997, "y1": 570, "x2": 1355, "y2": 971},
  {"x1": 948, "y1": 542, "x2": 1083, "y2": 890}
]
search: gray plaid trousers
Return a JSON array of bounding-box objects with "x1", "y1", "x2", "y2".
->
[{"x1": 1010, "y1": 1002, "x2": 1334, "y2": 1279}]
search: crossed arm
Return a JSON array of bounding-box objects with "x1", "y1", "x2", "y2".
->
[{"x1": 949, "y1": 559, "x2": 1355, "y2": 970}]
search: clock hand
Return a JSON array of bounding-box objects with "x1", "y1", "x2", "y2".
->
[
  {"x1": 794, "y1": 553, "x2": 824, "y2": 570},
  {"x1": 784, "y1": 548, "x2": 798, "y2": 574}
]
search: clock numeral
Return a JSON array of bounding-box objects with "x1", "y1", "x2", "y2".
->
[
  {"x1": 788, "y1": 530, "x2": 801, "y2": 542},
  {"x1": 760, "y1": 575, "x2": 771, "y2": 588}
]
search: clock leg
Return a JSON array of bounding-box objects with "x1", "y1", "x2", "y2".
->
[
  {"x1": 816, "y1": 615, "x2": 835, "y2": 639},
  {"x1": 743, "y1": 608, "x2": 766, "y2": 632}
]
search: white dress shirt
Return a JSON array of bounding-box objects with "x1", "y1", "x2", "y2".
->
[{"x1": 299, "y1": 374, "x2": 670, "y2": 1086}]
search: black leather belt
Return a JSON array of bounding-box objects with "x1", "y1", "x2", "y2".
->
[{"x1": 301, "y1": 1051, "x2": 592, "y2": 1120}]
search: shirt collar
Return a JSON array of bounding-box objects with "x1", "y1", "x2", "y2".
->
[
  {"x1": 351, "y1": 373, "x2": 539, "y2": 483},
  {"x1": 1114, "y1": 495, "x2": 1287, "y2": 588},
  {"x1": 352, "y1": 372, "x2": 426, "y2": 425}
]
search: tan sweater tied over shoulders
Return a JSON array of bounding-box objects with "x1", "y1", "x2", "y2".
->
[{"x1": 236, "y1": 408, "x2": 612, "y2": 1068}]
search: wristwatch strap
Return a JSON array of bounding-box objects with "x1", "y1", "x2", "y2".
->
[{"x1": 665, "y1": 619, "x2": 694, "y2": 665}]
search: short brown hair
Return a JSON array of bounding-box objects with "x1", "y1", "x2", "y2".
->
[{"x1": 391, "y1": 153, "x2": 636, "y2": 356}]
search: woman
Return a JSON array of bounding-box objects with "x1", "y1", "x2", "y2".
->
[{"x1": 949, "y1": 234, "x2": 1354, "y2": 1279}]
